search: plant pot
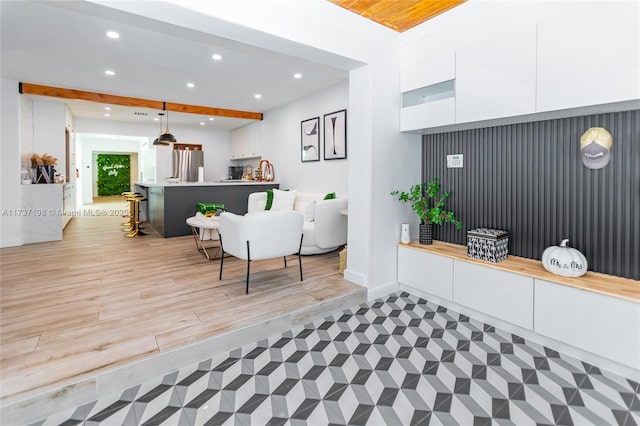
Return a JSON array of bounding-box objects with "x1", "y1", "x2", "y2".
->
[{"x1": 419, "y1": 223, "x2": 433, "y2": 245}]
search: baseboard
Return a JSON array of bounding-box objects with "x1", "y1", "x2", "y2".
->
[
  {"x1": 0, "y1": 237, "x2": 23, "y2": 248},
  {"x1": 343, "y1": 268, "x2": 367, "y2": 287},
  {"x1": 367, "y1": 281, "x2": 401, "y2": 302}
]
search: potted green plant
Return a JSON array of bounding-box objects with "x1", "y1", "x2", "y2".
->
[{"x1": 391, "y1": 176, "x2": 463, "y2": 245}]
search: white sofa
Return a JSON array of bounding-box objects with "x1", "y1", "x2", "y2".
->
[{"x1": 248, "y1": 191, "x2": 347, "y2": 255}]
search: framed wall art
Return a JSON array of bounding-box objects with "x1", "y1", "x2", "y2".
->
[
  {"x1": 324, "y1": 109, "x2": 347, "y2": 160},
  {"x1": 301, "y1": 117, "x2": 320, "y2": 162}
]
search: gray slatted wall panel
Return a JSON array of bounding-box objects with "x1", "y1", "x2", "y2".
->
[{"x1": 422, "y1": 109, "x2": 639, "y2": 280}]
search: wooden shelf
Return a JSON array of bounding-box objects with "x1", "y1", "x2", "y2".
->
[{"x1": 399, "y1": 241, "x2": 640, "y2": 303}]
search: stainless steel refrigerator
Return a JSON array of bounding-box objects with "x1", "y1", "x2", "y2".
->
[{"x1": 172, "y1": 149, "x2": 204, "y2": 182}]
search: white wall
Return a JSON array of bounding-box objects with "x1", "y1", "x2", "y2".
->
[
  {"x1": 74, "y1": 117, "x2": 231, "y2": 183},
  {"x1": 98, "y1": 0, "x2": 415, "y2": 293},
  {"x1": 261, "y1": 81, "x2": 348, "y2": 195},
  {"x1": 30, "y1": 99, "x2": 66, "y2": 178},
  {"x1": 1, "y1": 79, "x2": 23, "y2": 247},
  {"x1": 76, "y1": 134, "x2": 146, "y2": 203}
]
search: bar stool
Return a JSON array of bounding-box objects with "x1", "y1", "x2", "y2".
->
[
  {"x1": 120, "y1": 192, "x2": 140, "y2": 229},
  {"x1": 125, "y1": 196, "x2": 147, "y2": 237}
]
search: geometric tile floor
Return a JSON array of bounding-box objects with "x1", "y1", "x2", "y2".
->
[{"x1": 33, "y1": 292, "x2": 640, "y2": 426}]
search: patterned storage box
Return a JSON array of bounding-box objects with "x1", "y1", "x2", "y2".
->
[{"x1": 467, "y1": 228, "x2": 509, "y2": 263}]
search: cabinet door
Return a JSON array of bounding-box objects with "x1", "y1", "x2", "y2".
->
[
  {"x1": 400, "y1": 98, "x2": 455, "y2": 131},
  {"x1": 534, "y1": 279, "x2": 640, "y2": 370},
  {"x1": 401, "y1": 51, "x2": 455, "y2": 94},
  {"x1": 398, "y1": 246, "x2": 454, "y2": 301},
  {"x1": 230, "y1": 122, "x2": 261, "y2": 159},
  {"x1": 456, "y1": 24, "x2": 537, "y2": 123},
  {"x1": 453, "y1": 260, "x2": 534, "y2": 330},
  {"x1": 230, "y1": 126, "x2": 247, "y2": 160},
  {"x1": 245, "y1": 121, "x2": 261, "y2": 158},
  {"x1": 536, "y1": 2, "x2": 640, "y2": 112}
]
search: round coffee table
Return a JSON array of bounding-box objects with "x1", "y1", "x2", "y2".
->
[{"x1": 186, "y1": 215, "x2": 221, "y2": 260}]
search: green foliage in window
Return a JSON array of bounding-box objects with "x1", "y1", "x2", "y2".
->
[{"x1": 96, "y1": 154, "x2": 131, "y2": 196}]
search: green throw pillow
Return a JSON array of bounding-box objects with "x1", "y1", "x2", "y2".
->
[
  {"x1": 324, "y1": 192, "x2": 336, "y2": 200},
  {"x1": 265, "y1": 189, "x2": 274, "y2": 210}
]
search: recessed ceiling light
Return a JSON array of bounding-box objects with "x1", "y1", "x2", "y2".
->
[
  {"x1": 200, "y1": 122, "x2": 205, "y2": 126},
  {"x1": 187, "y1": 82, "x2": 195, "y2": 88},
  {"x1": 104, "y1": 113, "x2": 110, "y2": 117},
  {"x1": 254, "y1": 93, "x2": 262, "y2": 99},
  {"x1": 294, "y1": 73, "x2": 302, "y2": 79},
  {"x1": 104, "y1": 106, "x2": 111, "y2": 110},
  {"x1": 104, "y1": 70, "x2": 115, "y2": 76},
  {"x1": 212, "y1": 54, "x2": 222, "y2": 61},
  {"x1": 154, "y1": 117, "x2": 159, "y2": 121},
  {"x1": 209, "y1": 117, "x2": 214, "y2": 121},
  {"x1": 106, "y1": 31, "x2": 120, "y2": 39}
]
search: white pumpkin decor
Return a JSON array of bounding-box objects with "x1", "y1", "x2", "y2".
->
[{"x1": 541, "y1": 239, "x2": 588, "y2": 277}]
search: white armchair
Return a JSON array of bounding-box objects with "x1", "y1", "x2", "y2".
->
[
  {"x1": 247, "y1": 191, "x2": 347, "y2": 255},
  {"x1": 218, "y1": 210, "x2": 304, "y2": 294}
]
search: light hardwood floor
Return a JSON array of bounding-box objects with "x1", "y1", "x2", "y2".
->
[{"x1": 0, "y1": 196, "x2": 363, "y2": 404}]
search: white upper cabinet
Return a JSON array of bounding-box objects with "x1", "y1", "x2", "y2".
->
[
  {"x1": 230, "y1": 121, "x2": 262, "y2": 160},
  {"x1": 455, "y1": 24, "x2": 537, "y2": 123},
  {"x1": 536, "y1": 2, "x2": 640, "y2": 112},
  {"x1": 400, "y1": 52, "x2": 456, "y2": 131},
  {"x1": 398, "y1": 2, "x2": 640, "y2": 132},
  {"x1": 401, "y1": 51, "x2": 455, "y2": 94}
]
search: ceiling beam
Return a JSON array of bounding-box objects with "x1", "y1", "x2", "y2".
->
[
  {"x1": 19, "y1": 82, "x2": 263, "y2": 120},
  {"x1": 165, "y1": 102, "x2": 262, "y2": 120}
]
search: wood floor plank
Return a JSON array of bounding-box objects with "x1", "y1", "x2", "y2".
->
[
  {"x1": 0, "y1": 336, "x2": 39, "y2": 360},
  {"x1": 0, "y1": 197, "x2": 362, "y2": 402}
]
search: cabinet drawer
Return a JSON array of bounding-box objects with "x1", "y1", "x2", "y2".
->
[
  {"x1": 534, "y1": 279, "x2": 640, "y2": 370},
  {"x1": 398, "y1": 245, "x2": 453, "y2": 301},
  {"x1": 400, "y1": 98, "x2": 455, "y2": 131},
  {"x1": 453, "y1": 260, "x2": 534, "y2": 329}
]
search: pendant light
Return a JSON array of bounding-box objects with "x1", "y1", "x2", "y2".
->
[
  {"x1": 158, "y1": 102, "x2": 177, "y2": 143},
  {"x1": 152, "y1": 112, "x2": 169, "y2": 146}
]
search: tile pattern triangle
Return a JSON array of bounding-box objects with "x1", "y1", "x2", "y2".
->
[{"x1": 36, "y1": 292, "x2": 640, "y2": 425}]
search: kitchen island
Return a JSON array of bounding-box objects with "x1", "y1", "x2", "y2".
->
[{"x1": 134, "y1": 181, "x2": 279, "y2": 237}]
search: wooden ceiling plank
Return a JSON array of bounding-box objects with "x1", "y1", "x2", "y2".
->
[
  {"x1": 328, "y1": 0, "x2": 467, "y2": 32},
  {"x1": 19, "y1": 82, "x2": 263, "y2": 120}
]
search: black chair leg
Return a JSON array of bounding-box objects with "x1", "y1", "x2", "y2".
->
[
  {"x1": 283, "y1": 256, "x2": 287, "y2": 268},
  {"x1": 298, "y1": 235, "x2": 304, "y2": 281},
  {"x1": 219, "y1": 235, "x2": 225, "y2": 280},
  {"x1": 245, "y1": 240, "x2": 251, "y2": 294}
]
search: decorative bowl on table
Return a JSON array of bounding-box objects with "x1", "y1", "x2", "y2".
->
[{"x1": 165, "y1": 177, "x2": 180, "y2": 183}]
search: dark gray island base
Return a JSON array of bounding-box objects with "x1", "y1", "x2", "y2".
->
[{"x1": 134, "y1": 182, "x2": 279, "y2": 237}]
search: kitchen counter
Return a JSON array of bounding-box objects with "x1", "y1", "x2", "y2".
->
[
  {"x1": 135, "y1": 180, "x2": 278, "y2": 187},
  {"x1": 134, "y1": 181, "x2": 279, "y2": 237}
]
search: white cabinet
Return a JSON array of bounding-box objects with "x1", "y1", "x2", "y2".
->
[
  {"x1": 21, "y1": 184, "x2": 63, "y2": 243},
  {"x1": 230, "y1": 121, "x2": 262, "y2": 160},
  {"x1": 536, "y1": 2, "x2": 640, "y2": 112},
  {"x1": 453, "y1": 260, "x2": 534, "y2": 330},
  {"x1": 400, "y1": 51, "x2": 455, "y2": 94},
  {"x1": 63, "y1": 183, "x2": 75, "y2": 228},
  {"x1": 398, "y1": 245, "x2": 453, "y2": 301},
  {"x1": 401, "y1": 98, "x2": 455, "y2": 131},
  {"x1": 455, "y1": 24, "x2": 537, "y2": 123},
  {"x1": 397, "y1": 243, "x2": 640, "y2": 371},
  {"x1": 534, "y1": 279, "x2": 640, "y2": 371},
  {"x1": 400, "y1": 52, "x2": 456, "y2": 131}
]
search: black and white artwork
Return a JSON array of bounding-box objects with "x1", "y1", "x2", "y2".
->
[
  {"x1": 324, "y1": 109, "x2": 347, "y2": 160},
  {"x1": 301, "y1": 117, "x2": 320, "y2": 162}
]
